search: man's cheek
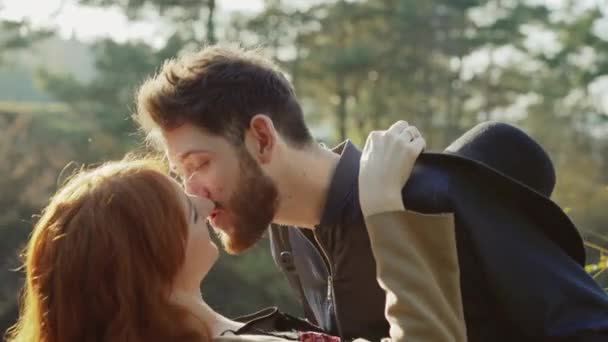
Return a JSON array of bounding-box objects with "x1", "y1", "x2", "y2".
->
[{"x1": 209, "y1": 173, "x2": 233, "y2": 203}]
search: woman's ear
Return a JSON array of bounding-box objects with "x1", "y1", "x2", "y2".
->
[{"x1": 246, "y1": 114, "x2": 277, "y2": 164}]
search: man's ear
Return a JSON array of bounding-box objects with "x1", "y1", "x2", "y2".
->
[{"x1": 246, "y1": 114, "x2": 277, "y2": 164}]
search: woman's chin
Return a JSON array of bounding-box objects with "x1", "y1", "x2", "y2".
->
[
  {"x1": 201, "y1": 241, "x2": 220, "y2": 275},
  {"x1": 210, "y1": 241, "x2": 220, "y2": 262}
]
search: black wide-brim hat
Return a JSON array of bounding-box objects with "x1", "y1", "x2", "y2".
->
[{"x1": 411, "y1": 121, "x2": 585, "y2": 265}]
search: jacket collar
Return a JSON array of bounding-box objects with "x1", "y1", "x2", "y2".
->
[
  {"x1": 227, "y1": 306, "x2": 325, "y2": 337},
  {"x1": 318, "y1": 140, "x2": 361, "y2": 228}
]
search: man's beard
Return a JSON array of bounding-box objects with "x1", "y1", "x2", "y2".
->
[{"x1": 213, "y1": 149, "x2": 279, "y2": 255}]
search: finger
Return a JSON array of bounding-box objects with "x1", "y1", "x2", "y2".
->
[
  {"x1": 387, "y1": 120, "x2": 409, "y2": 135},
  {"x1": 363, "y1": 130, "x2": 380, "y2": 153},
  {"x1": 408, "y1": 126, "x2": 421, "y2": 139},
  {"x1": 401, "y1": 126, "x2": 419, "y2": 141},
  {"x1": 367, "y1": 130, "x2": 381, "y2": 141},
  {"x1": 411, "y1": 136, "x2": 426, "y2": 155}
]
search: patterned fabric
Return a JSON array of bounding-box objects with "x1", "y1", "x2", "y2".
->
[{"x1": 299, "y1": 332, "x2": 341, "y2": 342}]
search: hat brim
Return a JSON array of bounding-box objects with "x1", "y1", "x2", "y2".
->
[{"x1": 418, "y1": 151, "x2": 586, "y2": 266}]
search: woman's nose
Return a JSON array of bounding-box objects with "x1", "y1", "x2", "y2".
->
[
  {"x1": 187, "y1": 194, "x2": 215, "y2": 217},
  {"x1": 184, "y1": 177, "x2": 210, "y2": 198}
]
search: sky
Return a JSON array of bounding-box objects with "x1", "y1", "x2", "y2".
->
[
  {"x1": 1, "y1": 0, "x2": 607, "y2": 113},
  {"x1": 0, "y1": 0, "x2": 266, "y2": 43}
]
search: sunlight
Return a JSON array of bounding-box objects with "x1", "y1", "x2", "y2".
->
[{"x1": 0, "y1": 0, "x2": 264, "y2": 43}]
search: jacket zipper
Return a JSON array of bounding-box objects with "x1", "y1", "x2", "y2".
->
[{"x1": 313, "y1": 231, "x2": 344, "y2": 339}]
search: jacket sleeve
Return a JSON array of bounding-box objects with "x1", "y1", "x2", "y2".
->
[
  {"x1": 459, "y1": 197, "x2": 608, "y2": 341},
  {"x1": 363, "y1": 210, "x2": 468, "y2": 342}
]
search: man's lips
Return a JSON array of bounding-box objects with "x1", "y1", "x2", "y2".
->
[{"x1": 208, "y1": 208, "x2": 222, "y2": 226}]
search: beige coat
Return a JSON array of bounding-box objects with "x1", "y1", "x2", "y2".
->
[{"x1": 216, "y1": 209, "x2": 467, "y2": 342}]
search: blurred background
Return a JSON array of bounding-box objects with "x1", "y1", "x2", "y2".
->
[{"x1": 1, "y1": 0, "x2": 608, "y2": 335}]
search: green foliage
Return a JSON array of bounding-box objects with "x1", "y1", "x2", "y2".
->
[{"x1": 0, "y1": 19, "x2": 52, "y2": 65}]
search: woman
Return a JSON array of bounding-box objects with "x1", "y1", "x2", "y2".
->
[{"x1": 6, "y1": 125, "x2": 465, "y2": 341}]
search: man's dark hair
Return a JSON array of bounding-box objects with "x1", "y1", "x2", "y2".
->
[{"x1": 135, "y1": 45, "x2": 313, "y2": 147}]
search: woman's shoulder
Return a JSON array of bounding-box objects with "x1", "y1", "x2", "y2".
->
[
  {"x1": 228, "y1": 307, "x2": 324, "y2": 335},
  {"x1": 217, "y1": 307, "x2": 338, "y2": 342}
]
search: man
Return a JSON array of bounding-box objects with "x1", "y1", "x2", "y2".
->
[{"x1": 135, "y1": 45, "x2": 608, "y2": 341}]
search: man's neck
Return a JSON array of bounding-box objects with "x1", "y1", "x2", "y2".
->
[
  {"x1": 170, "y1": 290, "x2": 243, "y2": 337},
  {"x1": 273, "y1": 143, "x2": 341, "y2": 229}
]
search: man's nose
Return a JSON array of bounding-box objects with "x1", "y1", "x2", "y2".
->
[{"x1": 184, "y1": 180, "x2": 196, "y2": 195}]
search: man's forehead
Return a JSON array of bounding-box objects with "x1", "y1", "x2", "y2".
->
[{"x1": 163, "y1": 126, "x2": 205, "y2": 153}]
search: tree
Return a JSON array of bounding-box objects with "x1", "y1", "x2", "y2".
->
[{"x1": 0, "y1": 14, "x2": 52, "y2": 64}]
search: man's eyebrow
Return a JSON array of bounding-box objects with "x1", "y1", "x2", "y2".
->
[{"x1": 177, "y1": 150, "x2": 210, "y2": 163}]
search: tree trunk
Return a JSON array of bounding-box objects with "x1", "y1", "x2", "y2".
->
[
  {"x1": 206, "y1": 0, "x2": 216, "y2": 44},
  {"x1": 337, "y1": 73, "x2": 348, "y2": 142}
]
